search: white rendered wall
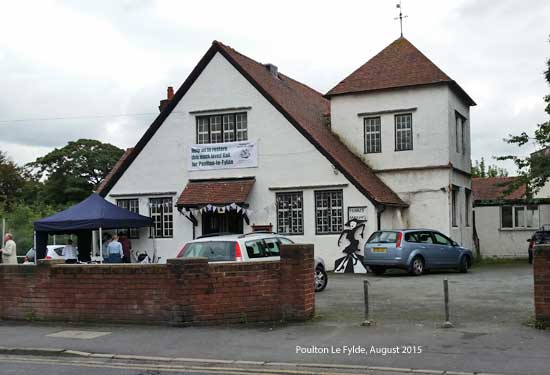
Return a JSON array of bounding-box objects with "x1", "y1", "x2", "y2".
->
[
  {"x1": 329, "y1": 85, "x2": 450, "y2": 170},
  {"x1": 106, "y1": 52, "x2": 378, "y2": 269}
]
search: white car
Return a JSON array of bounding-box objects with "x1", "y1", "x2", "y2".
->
[
  {"x1": 177, "y1": 232, "x2": 328, "y2": 292},
  {"x1": 24, "y1": 245, "x2": 70, "y2": 263}
]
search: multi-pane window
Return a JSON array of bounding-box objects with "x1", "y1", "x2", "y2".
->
[
  {"x1": 364, "y1": 117, "x2": 381, "y2": 153},
  {"x1": 276, "y1": 192, "x2": 303, "y2": 235},
  {"x1": 196, "y1": 112, "x2": 247, "y2": 144},
  {"x1": 395, "y1": 113, "x2": 413, "y2": 151},
  {"x1": 315, "y1": 190, "x2": 343, "y2": 234},
  {"x1": 116, "y1": 199, "x2": 140, "y2": 238},
  {"x1": 501, "y1": 205, "x2": 539, "y2": 229},
  {"x1": 465, "y1": 189, "x2": 471, "y2": 227},
  {"x1": 456, "y1": 112, "x2": 466, "y2": 154},
  {"x1": 149, "y1": 197, "x2": 173, "y2": 238},
  {"x1": 452, "y1": 186, "x2": 459, "y2": 227}
]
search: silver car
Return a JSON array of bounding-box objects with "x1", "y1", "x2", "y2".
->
[
  {"x1": 364, "y1": 229, "x2": 474, "y2": 276},
  {"x1": 177, "y1": 232, "x2": 328, "y2": 292}
]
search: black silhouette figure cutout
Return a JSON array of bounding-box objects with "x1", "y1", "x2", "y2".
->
[{"x1": 334, "y1": 219, "x2": 367, "y2": 273}]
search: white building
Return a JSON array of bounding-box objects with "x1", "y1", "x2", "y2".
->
[
  {"x1": 472, "y1": 175, "x2": 550, "y2": 259},
  {"x1": 97, "y1": 37, "x2": 476, "y2": 268}
]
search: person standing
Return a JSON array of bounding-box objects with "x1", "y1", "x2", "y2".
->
[
  {"x1": 62, "y1": 239, "x2": 78, "y2": 264},
  {"x1": 106, "y1": 234, "x2": 123, "y2": 264},
  {"x1": 0, "y1": 233, "x2": 18, "y2": 264},
  {"x1": 118, "y1": 232, "x2": 132, "y2": 263}
]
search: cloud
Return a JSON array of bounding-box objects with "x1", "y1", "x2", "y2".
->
[{"x1": 0, "y1": 0, "x2": 548, "y2": 176}]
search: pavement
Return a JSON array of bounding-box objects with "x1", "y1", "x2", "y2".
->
[{"x1": 0, "y1": 262, "x2": 548, "y2": 375}]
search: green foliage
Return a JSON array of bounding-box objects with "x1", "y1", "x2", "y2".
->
[
  {"x1": 471, "y1": 158, "x2": 508, "y2": 178},
  {"x1": 0, "y1": 151, "x2": 25, "y2": 210},
  {"x1": 26, "y1": 139, "x2": 123, "y2": 205},
  {"x1": 0, "y1": 138, "x2": 123, "y2": 253},
  {"x1": 496, "y1": 37, "x2": 550, "y2": 195},
  {"x1": 0, "y1": 202, "x2": 58, "y2": 254}
]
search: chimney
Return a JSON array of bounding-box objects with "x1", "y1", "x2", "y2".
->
[
  {"x1": 159, "y1": 86, "x2": 174, "y2": 112},
  {"x1": 264, "y1": 63, "x2": 278, "y2": 77}
]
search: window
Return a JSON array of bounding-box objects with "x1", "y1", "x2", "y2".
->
[
  {"x1": 196, "y1": 112, "x2": 247, "y2": 144},
  {"x1": 276, "y1": 192, "x2": 303, "y2": 235},
  {"x1": 465, "y1": 189, "x2": 471, "y2": 227},
  {"x1": 501, "y1": 205, "x2": 539, "y2": 229},
  {"x1": 149, "y1": 197, "x2": 173, "y2": 238},
  {"x1": 263, "y1": 238, "x2": 280, "y2": 256},
  {"x1": 245, "y1": 239, "x2": 268, "y2": 259},
  {"x1": 433, "y1": 232, "x2": 452, "y2": 246},
  {"x1": 116, "y1": 199, "x2": 140, "y2": 238},
  {"x1": 417, "y1": 232, "x2": 434, "y2": 244},
  {"x1": 395, "y1": 113, "x2": 413, "y2": 151},
  {"x1": 368, "y1": 231, "x2": 398, "y2": 243},
  {"x1": 364, "y1": 117, "x2": 381, "y2": 153},
  {"x1": 452, "y1": 186, "x2": 459, "y2": 227},
  {"x1": 315, "y1": 190, "x2": 343, "y2": 234},
  {"x1": 455, "y1": 112, "x2": 466, "y2": 154}
]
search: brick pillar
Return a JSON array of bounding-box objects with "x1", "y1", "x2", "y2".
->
[
  {"x1": 279, "y1": 244, "x2": 315, "y2": 321},
  {"x1": 533, "y1": 244, "x2": 550, "y2": 325}
]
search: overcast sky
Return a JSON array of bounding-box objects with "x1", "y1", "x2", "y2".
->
[{"x1": 1, "y1": 0, "x2": 549, "y2": 174}]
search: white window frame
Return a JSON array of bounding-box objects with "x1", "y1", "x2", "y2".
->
[
  {"x1": 276, "y1": 192, "x2": 303, "y2": 235},
  {"x1": 451, "y1": 186, "x2": 459, "y2": 227},
  {"x1": 315, "y1": 190, "x2": 344, "y2": 234},
  {"x1": 364, "y1": 116, "x2": 381, "y2": 153},
  {"x1": 395, "y1": 113, "x2": 413, "y2": 151},
  {"x1": 500, "y1": 205, "x2": 539, "y2": 229},
  {"x1": 196, "y1": 112, "x2": 247, "y2": 144},
  {"x1": 149, "y1": 197, "x2": 173, "y2": 238},
  {"x1": 116, "y1": 198, "x2": 140, "y2": 239}
]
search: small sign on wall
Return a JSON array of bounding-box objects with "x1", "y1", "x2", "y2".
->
[{"x1": 348, "y1": 206, "x2": 367, "y2": 222}]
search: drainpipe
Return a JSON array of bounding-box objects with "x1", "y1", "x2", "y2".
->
[{"x1": 376, "y1": 205, "x2": 386, "y2": 231}]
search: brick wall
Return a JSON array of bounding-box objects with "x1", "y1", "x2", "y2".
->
[
  {"x1": 0, "y1": 244, "x2": 314, "y2": 325},
  {"x1": 533, "y1": 244, "x2": 550, "y2": 324}
]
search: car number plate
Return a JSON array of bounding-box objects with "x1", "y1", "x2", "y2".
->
[{"x1": 372, "y1": 247, "x2": 387, "y2": 253}]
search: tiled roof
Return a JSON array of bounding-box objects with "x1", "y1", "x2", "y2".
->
[
  {"x1": 177, "y1": 178, "x2": 255, "y2": 206},
  {"x1": 326, "y1": 37, "x2": 475, "y2": 106},
  {"x1": 215, "y1": 42, "x2": 406, "y2": 207},
  {"x1": 96, "y1": 148, "x2": 133, "y2": 194},
  {"x1": 97, "y1": 41, "x2": 406, "y2": 207},
  {"x1": 472, "y1": 177, "x2": 526, "y2": 202}
]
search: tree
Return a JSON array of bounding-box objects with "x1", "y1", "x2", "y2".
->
[
  {"x1": 27, "y1": 139, "x2": 124, "y2": 205},
  {"x1": 0, "y1": 150, "x2": 25, "y2": 210},
  {"x1": 497, "y1": 37, "x2": 550, "y2": 195},
  {"x1": 471, "y1": 158, "x2": 508, "y2": 178}
]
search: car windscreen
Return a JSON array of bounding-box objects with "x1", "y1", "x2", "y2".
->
[
  {"x1": 181, "y1": 241, "x2": 236, "y2": 262},
  {"x1": 367, "y1": 231, "x2": 398, "y2": 243}
]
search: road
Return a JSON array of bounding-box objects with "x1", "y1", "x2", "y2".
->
[{"x1": 0, "y1": 264, "x2": 548, "y2": 375}]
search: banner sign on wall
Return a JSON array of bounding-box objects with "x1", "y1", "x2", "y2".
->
[{"x1": 188, "y1": 141, "x2": 258, "y2": 171}]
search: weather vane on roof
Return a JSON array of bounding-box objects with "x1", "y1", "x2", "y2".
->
[{"x1": 395, "y1": 0, "x2": 408, "y2": 37}]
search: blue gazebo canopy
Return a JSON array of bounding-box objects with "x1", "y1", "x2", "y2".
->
[{"x1": 34, "y1": 193, "x2": 153, "y2": 232}]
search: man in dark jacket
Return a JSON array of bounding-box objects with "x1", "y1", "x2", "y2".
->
[{"x1": 118, "y1": 232, "x2": 132, "y2": 263}]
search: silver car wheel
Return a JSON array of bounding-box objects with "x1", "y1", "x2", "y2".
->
[
  {"x1": 315, "y1": 268, "x2": 327, "y2": 292},
  {"x1": 412, "y1": 258, "x2": 424, "y2": 275}
]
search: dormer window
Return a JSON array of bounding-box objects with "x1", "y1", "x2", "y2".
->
[
  {"x1": 395, "y1": 113, "x2": 413, "y2": 151},
  {"x1": 196, "y1": 112, "x2": 248, "y2": 144}
]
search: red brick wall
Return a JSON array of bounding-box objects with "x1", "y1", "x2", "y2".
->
[
  {"x1": 533, "y1": 244, "x2": 550, "y2": 324},
  {"x1": 0, "y1": 244, "x2": 314, "y2": 325}
]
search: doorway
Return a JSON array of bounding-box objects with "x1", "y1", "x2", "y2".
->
[{"x1": 202, "y1": 210, "x2": 244, "y2": 235}]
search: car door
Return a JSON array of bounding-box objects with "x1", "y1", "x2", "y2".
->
[
  {"x1": 414, "y1": 231, "x2": 441, "y2": 268},
  {"x1": 432, "y1": 232, "x2": 460, "y2": 266},
  {"x1": 244, "y1": 239, "x2": 269, "y2": 261},
  {"x1": 263, "y1": 238, "x2": 281, "y2": 259}
]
